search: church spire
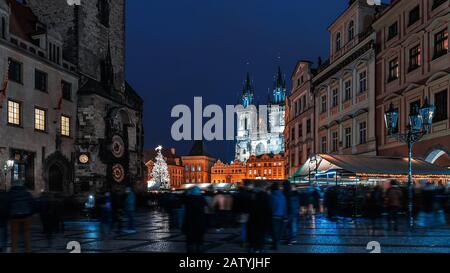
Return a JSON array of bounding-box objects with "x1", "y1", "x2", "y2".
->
[
  {"x1": 274, "y1": 66, "x2": 286, "y2": 89},
  {"x1": 241, "y1": 72, "x2": 254, "y2": 108},
  {"x1": 271, "y1": 66, "x2": 286, "y2": 104},
  {"x1": 243, "y1": 72, "x2": 253, "y2": 94}
]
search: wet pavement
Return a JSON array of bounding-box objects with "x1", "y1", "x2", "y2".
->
[{"x1": 2, "y1": 210, "x2": 450, "y2": 253}]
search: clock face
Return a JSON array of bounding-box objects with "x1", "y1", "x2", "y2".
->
[
  {"x1": 79, "y1": 154, "x2": 89, "y2": 164},
  {"x1": 111, "y1": 135, "x2": 125, "y2": 159},
  {"x1": 112, "y1": 164, "x2": 125, "y2": 183}
]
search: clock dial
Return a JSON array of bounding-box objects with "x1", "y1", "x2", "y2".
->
[
  {"x1": 112, "y1": 164, "x2": 125, "y2": 183},
  {"x1": 79, "y1": 154, "x2": 89, "y2": 164},
  {"x1": 111, "y1": 135, "x2": 125, "y2": 158}
]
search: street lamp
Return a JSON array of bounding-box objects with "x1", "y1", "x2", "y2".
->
[
  {"x1": 3, "y1": 160, "x2": 14, "y2": 191},
  {"x1": 384, "y1": 97, "x2": 435, "y2": 230},
  {"x1": 309, "y1": 155, "x2": 318, "y2": 187}
]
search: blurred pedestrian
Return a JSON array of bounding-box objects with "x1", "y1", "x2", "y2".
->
[
  {"x1": 212, "y1": 190, "x2": 227, "y2": 231},
  {"x1": 37, "y1": 192, "x2": 59, "y2": 247},
  {"x1": 283, "y1": 181, "x2": 300, "y2": 245},
  {"x1": 233, "y1": 183, "x2": 252, "y2": 247},
  {"x1": 124, "y1": 187, "x2": 136, "y2": 233},
  {"x1": 111, "y1": 187, "x2": 125, "y2": 234},
  {"x1": 100, "y1": 192, "x2": 113, "y2": 237},
  {"x1": 385, "y1": 180, "x2": 404, "y2": 231},
  {"x1": 324, "y1": 186, "x2": 338, "y2": 220},
  {"x1": 7, "y1": 182, "x2": 35, "y2": 253},
  {"x1": 363, "y1": 185, "x2": 383, "y2": 231},
  {"x1": 247, "y1": 183, "x2": 271, "y2": 253},
  {"x1": 182, "y1": 186, "x2": 207, "y2": 253},
  {"x1": 270, "y1": 182, "x2": 287, "y2": 250},
  {"x1": 0, "y1": 191, "x2": 8, "y2": 252}
]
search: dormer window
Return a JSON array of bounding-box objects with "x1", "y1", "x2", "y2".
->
[
  {"x1": 335, "y1": 32, "x2": 341, "y2": 52},
  {"x1": 348, "y1": 21, "x2": 355, "y2": 41},
  {"x1": 48, "y1": 41, "x2": 61, "y2": 65}
]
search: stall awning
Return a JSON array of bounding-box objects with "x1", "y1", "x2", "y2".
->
[{"x1": 292, "y1": 154, "x2": 450, "y2": 179}]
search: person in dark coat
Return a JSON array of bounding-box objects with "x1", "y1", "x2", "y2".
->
[
  {"x1": 247, "y1": 183, "x2": 271, "y2": 253},
  {"x1": 37, "y1": 192, "x2": 59, "y2": 247},
  {"x1": 385, "y1": 180, "x2": 404, "y2": 231},
  {"x1": 7, "y1": 183, "x2": 35, "y2": 253},
  {"x1": 283, "y1": 181, "x2": 300, "y2": 245},
  {"x1": 324, "y1": 186, "x2": 338, "y2": 220},
  {"x1": 0, "y1": 191, "x2": 8, "y2": 252},
  {"x1": 100, "y1": 192, "x2": 113, "y2": 237},
  {"x1": 233, "y1": 183, "x2": 253, "y2": 247},
  {"x1": 182, "y1": 186, "x2": 207, "y2": 253},
  {"x1": 270, "y1": 182, "x2": 287, "y2": 250},
  {"x1": 124, "y1": 187, "x2": 136, "y2": 232},
  {"x1": 363, "y1": 186, "x2": 383, "y2": 231},
  {"x1": 111, "y1": 188, "x2": 125, "y2": 234}
]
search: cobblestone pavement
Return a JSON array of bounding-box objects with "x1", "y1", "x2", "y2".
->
[{"x1": 3, "y1": 210, "x2": 450, "y2": 253}]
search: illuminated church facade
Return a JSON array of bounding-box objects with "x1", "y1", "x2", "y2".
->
[{"x1": 235, "y1": 68, "x2": 286, "y2": 162}]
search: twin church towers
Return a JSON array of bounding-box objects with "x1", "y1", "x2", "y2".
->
[{"x1": 235, "y1": 67, "x2": 287, "y2": 162}]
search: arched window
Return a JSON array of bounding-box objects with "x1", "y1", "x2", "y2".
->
[
  {"x1": 336, "y1": 32, "x2": 341, "y2": 52},
  {"x1": 348, "y1": 21, "x2": 355, "y2": 41}
]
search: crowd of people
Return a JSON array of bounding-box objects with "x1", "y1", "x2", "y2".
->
[
  {"x1": 1, "y1": 179, "x2": 450, "y2": 253},
  {"x1": 155, "y1": 180, "x2": 450, "y2": 253},
  {"x1": 0, "y1": 181, "x2": 137, "y2": 253}
]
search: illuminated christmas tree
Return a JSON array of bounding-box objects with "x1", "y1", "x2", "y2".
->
[{"x1": 151, "y1": 145, "x2": 170, "y2": 190}]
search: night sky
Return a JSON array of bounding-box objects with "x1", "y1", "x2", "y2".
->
[{"x1": 125, "y1": 0, "x2": 351, "y2": 162}]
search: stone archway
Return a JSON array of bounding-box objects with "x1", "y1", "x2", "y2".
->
[
  {"x1": 43, "y1": 152, "x2": 72, "y2": 194},
  {"x1": 425, "y1": 146, "x2": 450, "y2": 167}
]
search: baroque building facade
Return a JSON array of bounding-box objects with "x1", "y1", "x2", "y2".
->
[
  {"x1": 373, "y1": 0, "x2": 450, "y2": 167},
  {"x1": 0, "y1": 0, "x2": 145, "y2": 195},
  {"x1": 312, "y1": 0, "x2": 378, "y2": 160},
  {"x1": 235, "y1": 68, "x2": 286, "y2": 162},
  {"x1": 211, "y1": 153, "x2": 285, "y2": 184},
  {"x1": 181, "y1": 141, "x2": 216, "y2": 184},
  {"x1": 285, "y1": 61, "x2": 316, "y2": 178}
]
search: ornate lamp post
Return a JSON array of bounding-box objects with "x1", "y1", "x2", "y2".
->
[
  {"x1": 309, "y1": 155, "x2": 318, "y2": 187},
  {"x1": 3, "y1": 160, "x2": 14, "y2": 191},
  {"x1": 384, "y1": 97, "x2": 435, "y2": 230}
]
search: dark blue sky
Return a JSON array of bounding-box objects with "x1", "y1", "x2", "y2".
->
[{"x1": 125, "y1": 0, "x2": 349, "y2": 162}]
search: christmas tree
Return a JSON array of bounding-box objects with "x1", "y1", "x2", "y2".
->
[{"x1": 151, "y1": 145, "x2": 170, "y2": 190}]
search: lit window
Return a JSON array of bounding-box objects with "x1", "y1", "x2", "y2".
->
[
  {"x1": 409, "y1": 45, "x2": 421, "y2": 71},
  {"x1": 61, "y1": 115, "x2": 71, "y2": 137},
  {"x1": 7, "y1": 100, "x2": 20, "y2": 125},
  {"x1": 434, "y1": 29, "x2": 448, "y2": 60},
  {"x1": 388, "y1": 58, "x2": 399, "y2": 82},
  {"x1": 35, "y1": 108, "x2": 46, "y2": 131}
]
